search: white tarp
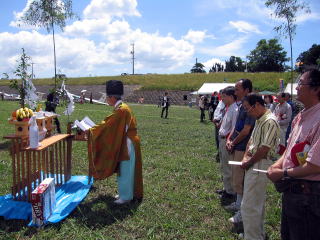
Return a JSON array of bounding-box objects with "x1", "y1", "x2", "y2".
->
[
  {"x1": 196, "y1": 83, "x2": 235, "y2": 95},
  {"x1": 284, "y1": 83, "x2": 298, "y2": 96}
]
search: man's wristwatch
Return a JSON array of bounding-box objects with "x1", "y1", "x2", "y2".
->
[{"x1": 283, "y1": 168, "x2": 290, "y2": 179}]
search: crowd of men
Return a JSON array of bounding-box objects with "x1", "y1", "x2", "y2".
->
[{"x1": 212, "y1": 69, "x2": 320, "y2": 240}]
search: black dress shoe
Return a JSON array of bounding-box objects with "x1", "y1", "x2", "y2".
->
[
  {"x1": 220, "y1": 192, "x2": 236, "y2": 206},
  {"x1": 215, "y1": 189, "x2": 226, "y2": 195}
]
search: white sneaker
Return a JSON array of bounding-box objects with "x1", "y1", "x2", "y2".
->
[
  {"x1": 114, "y1": 198, "x2": 131, "y2": 205},
  {"x1": 228, "y1": 210, "x2": 242, "y2": 223},
  {"x1": 114, "y1": 194, "x2": 119, "y2": 199},
  {"x1": 238, "y1": 233, "x2": 244, "y2": 239},
  {"x1": 224, "y1": 202, "x2": 239, "y2": 212}
]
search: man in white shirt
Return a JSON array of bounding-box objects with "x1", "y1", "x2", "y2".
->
[
  {"x1": 274, "y1": 92, "x2": 292, "y2": 147},
  {"x1": 213, "y1": 93, "x2": 226, "y2": 162},
  {"x1": 218, "y1": 87, "x2": 238, "y2": 204}
]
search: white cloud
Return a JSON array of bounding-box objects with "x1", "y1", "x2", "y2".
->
[
  {"x1": 196, "y1": 0, "x2": 272, "y2": 21},
  {"x1": 203, "y1": 58, "x2": 225, "y2": 71},
  {"x1": 0, "y1": 0, "x2": 198, "y2": 77},
  {"x1": 198, "y1": 37, "x2": 248, "y2": 58},
  {"x1": 83, "y1": 0, "x2": 141, "y2": 19},
  {"x1": 183, "y1": 30, "x2": 215, "y2": 43},
  {"x1": 296, "y1": 12, "x2": 320, "y2": 23},
  {"x1": 229, "y1": 21, "x2": 262, "y2": 34},
  {"x1": 9, "y1": 0, "x2": 69, "y2": 30},
  {"x1": 9, "y1": 0, "x2": 37, "y2": 29},
  {"x1": 0, "y1": 28, "x2": 194, "y2": 77}
]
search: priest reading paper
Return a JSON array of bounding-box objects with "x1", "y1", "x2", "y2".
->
[{"x1": 88, "y1": 80, "x2": 143, "y2": 205}]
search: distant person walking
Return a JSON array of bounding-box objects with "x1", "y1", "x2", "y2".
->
[
  {"x1": 161, "y1": 92, "x2": 170, "y2": 118},
  {"x1": 199, "y1": 95, "x2": 206, "y2": 122}
]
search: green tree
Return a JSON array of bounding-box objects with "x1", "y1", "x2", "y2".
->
[
  {"x1": 2, "y1": 73, "x2": 9, "y2": 80},
  {"x1": 296, "y1": 44, "x2": 320, "y2": 71},
  {"x1": 209, "y1": 63, "x2": 224, "y2": 72},
  {"x1": 19, "y1": 0, "x2": 77, "y2": 89},
  {"x1": 225, "y1": 56, "x2": 246, "y2": 72},
  {"x1": 247, "y1": 39, "x2": 289, "y2": 72},
  {"x1": 190, "y1": 62, "x2": 206, "y2": 73},
  {"x1": 10, "y1": 48, "x2": 32, "y2": 107},
  {"x1": 265, "y1": 0, "x2": 310, "y2": 95}
]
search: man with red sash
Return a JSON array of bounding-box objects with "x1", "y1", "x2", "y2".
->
[
  {"x1": 88, "y1": 80, "x2": 143, "y2": 205},
  {"x1": 267, "y1": 69, "x2": 320, "y2": 240}
]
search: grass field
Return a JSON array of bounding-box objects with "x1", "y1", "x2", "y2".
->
[
  {"x1": 0, "y1": 72, "x2": 297, "y2": 92},
  {"x1": 0, "y1": 101, "x2": 282, "y2": 239}
]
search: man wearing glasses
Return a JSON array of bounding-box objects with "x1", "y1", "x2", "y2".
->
[
  {"x1": 240, "y1": 93, "x2": 280, "y2": 240},
  {"x1": 267, "y1": 69, "x2": 320, "y2": 240}
]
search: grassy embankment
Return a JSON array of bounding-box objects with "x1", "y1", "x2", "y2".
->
[
  {"x1": 0, "y1": 72, "x2": 297, "y2": 92},
  {"x1": 0, "y1": 101, "x2": 282, "y2": 239}
]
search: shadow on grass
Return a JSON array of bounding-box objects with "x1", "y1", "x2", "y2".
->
[
  {"x1": 0, "y1": 217, "x2": 40, "y2": 238},
  {"x1": 0, "y1": 141, "x2": 11, "y2": 152},
  {"x1": 0, "y1": 218, "x2": 28, "y2": 232},
  {"x1": 70, "y1": 194, "x2": 142, "y2": 229}
]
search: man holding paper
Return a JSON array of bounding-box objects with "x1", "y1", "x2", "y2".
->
[
  {"x1": 217, "y1": 87, "x2": 238, "y2": 205},
  {"x1": 88, "y1": 80, "x2": 143, "y2": 205},
  {"x1": 225, "y1": 79, "x2": 255, "y2": 223},
  {"x1": 240, "y1": 93, "x2": 280, "y2": 240}
]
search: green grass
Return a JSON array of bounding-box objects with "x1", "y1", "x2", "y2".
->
[
  {"x1": 0, "y1": 101, "x2": 281, "y2": 239},
  {"x1": 0, "y1": 72, "x2": 297, "y2": 92}
]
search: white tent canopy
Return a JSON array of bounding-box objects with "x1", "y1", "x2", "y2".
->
[
  {"x1": 284, "y1": 83, "x2": 298, "y2": 96},
  {"x1": 194, "y1": 83, "x2": 235, "y2": 95}
]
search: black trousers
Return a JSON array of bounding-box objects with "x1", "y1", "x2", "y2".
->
[
  {"x1": 200, "y1": 108, "x2": 205, "y2": 122},
  {"x1": 161, "y1": 106, "x2": 169, "y2": 118},
  {"x1": 214, "y1": 124, "x2": 219, "y2": 150},
  {"x1": 281, "y1": 188, "x2": 320, "y2": 239},
  {"x1": 54, "y1": 117, "x2": 61, "y2": 133}
]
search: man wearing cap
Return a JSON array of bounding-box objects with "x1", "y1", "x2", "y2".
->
[
  {"x1": 267, "y1": 69, "x2": 320, "y2": 240},
  {"x1": 88, "y1": 80, "x2": 143, "y2": 205}
]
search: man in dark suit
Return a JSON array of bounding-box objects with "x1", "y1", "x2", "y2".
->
[
  {"x1": 45, "y1": 91, "x2": 61, "y2": 133},
  {"x1": 161, "y1": 92, "x2": 170, "y2": 118}
]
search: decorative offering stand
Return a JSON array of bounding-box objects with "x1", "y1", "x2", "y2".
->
[
  {"x1": 4, "y1": 134, "x2": 73, "y2": 202},
  {"x1": 9, "y1": 114, "x2": 56, "y2": 138}
]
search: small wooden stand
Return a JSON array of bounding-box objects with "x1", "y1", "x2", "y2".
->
[
  {"x1": 67, "y1": 122, "x2": 92, "y2": 183},
  {"x1": 4, "y1": 134, "x2": 73, "y2": 202},
  {"x1": 9, "y1": 120, "x2": 30, "y2": 137}
]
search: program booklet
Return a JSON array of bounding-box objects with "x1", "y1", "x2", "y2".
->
[{"x1": 72, "y1": 116, "x2": 95, "y2": 131}]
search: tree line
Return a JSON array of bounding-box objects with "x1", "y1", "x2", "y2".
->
[{"x1": 191, "y1": 40, "x2": 320, "y2": 73}]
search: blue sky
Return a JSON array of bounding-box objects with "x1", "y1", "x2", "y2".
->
[{"x1": 0, "y1": 0, "x2": 319, "y2": 78}]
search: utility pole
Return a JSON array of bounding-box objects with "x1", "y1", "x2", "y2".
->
[{"x1": 130, "y1": 43, "x2": 135, "y2": 75}]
